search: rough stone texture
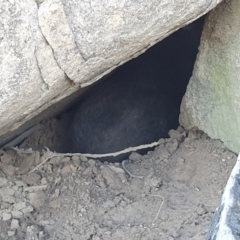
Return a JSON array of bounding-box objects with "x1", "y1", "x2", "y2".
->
[
  {"x1": 0, "y1": 0, "x2": 221, "y2": 142},
  {"x1": 0, "y1": 0, "x2": 70, "y2": 136},
  {"x1": 40, "y1": 0, "x2": 220, "y2": 87},
  {"x1": 180, "y1": 0, "x2": 240, "y2": 153}
]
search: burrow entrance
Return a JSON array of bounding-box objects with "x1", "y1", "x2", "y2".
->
[
  {"x1": 18, "y1": 17, "x2": 204, "y2": 162},
  {"x1": 0, "y1": 16, "x2": 237, "y2": 240}
]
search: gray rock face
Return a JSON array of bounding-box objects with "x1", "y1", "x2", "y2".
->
[
  {"x1": 39, "y1": 0, "x2": 220, "y2": 87},
  {"x1": 0, "y1": 0, "x2": 221, "y2": 141},
  {"x1": 180, "y1": 0, "x2": 240, "y2": 153},
  {"x1": 0, "y1": 0, "x2": 69, "y2": 136}
]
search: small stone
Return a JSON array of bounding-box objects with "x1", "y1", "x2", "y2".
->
[
  {"x1": 88, "y1": 159, "x2": 96, "y2": 166},
  {"x1": 82, "y1": 167, "x2": 93, "y2": 177},
  {"x1": 2, "y1": 165, "x2": 15, "y2": 176},
  {"x1": 187, "y1": 131, "x2": 198, "y2": 141},
  {"x1": 11, "y1": 210, "x2": 23, "y2": 218},
  {"x1": 10, "y1": 219, "x2": 19, "y2": 229},
  {"x1": 92, "y1": 166, "x2": 98, "y2": 175},
  {"x1": 167, "y1": 139, "x2": 179, "y2": 154},
  {"x1": 72, "y1": 156, "x2": 81, "y2": 166},
  {"x1": 54, "y1": 189, "x2": 60, "y2": 198},
  {"x1": 44, "y1": 224, "x2": 54, "y2": 234},
  {"x1": 0, "y1": 153, "x2": 12, "y2": 164},
  {"x1": 29, "y1": 191, "x2": 46, "y2": 211},
  {"x1": 70, "y1": 164, "x2": 77, "y2": 172},
  {"x1": 41, "y1": 177, "x2": 48, "y2": 185},
  {"x1": 2, "y1": 212, "x2": 12, "y2": 221},
  {"x1": 168, "y1": 129, "x2": 183, "y2": 141},
  {"x1": 49, "y1": 156, "x2": 62, "y2": 165},
  {"x1": 14, "y1": 180, "x2": 25, "y2": 187},
  {"x1": 102, "y1": 200, "x2": 115, "y2": 209},
  {"x1": 22, "y1": 173, "x2": 41, "y2": 185},
  {"x1": 108, "y1": 165, "x2": 125, "y2": 174},
  {"x1": 129, "y1": 152, "x2": 144, "y2": 161},
  {"x1": 12, "y1": 185, "x2": 19, "y2": 191},
  {"x1": 68, "y1": 185, "x2": 74, "y2": 192},
  {"x1": 34, "y1": 151, "x2": 41, "y2": 165},
  {"x1": 0, "y1": 177, "x2": 8, "y2": 187},
  {"x1": 39, "y1": 231, "x2": 45, "y2": 239},
  {"x1": 0, "y1": 188, "x2": 15, "y2": 196},
  {"x1": 79, "y1": 155, "x2": 88, "y2": 162},
  {"x1": 49, "y1": 199, "x2": 61, "y2": 209},
  {"x1": 177, "y1": 126, "x2": 185, "y2": 133},
  {"x1": 62, "y1": 157, "x2": 70, "y2": 163},
  {"x1": 1, "y1": 202, "x2": 11, "y2": 210},
  {"x1": 14, "y1": 201, "x2": 27, "y2": 211},
  {"x1": 24, "y1": 185, "x2": 48, "y2": 192},
  {"x1": 7, "y1": 231, "x2": 15, "y2": 237},
  {"x1": 61, "y1": 165, "x2": 72, "y2": 175},
  {"x1": 144, "y1": 175, "x2": 162, "y2": 188},
  {"x1": 1, "y1": 195, "x2": 16, "y2": 204},
  {"x1": 21, "y1": 205, "x2": 34, "y2": 215},
  {"x1": 26, "y1": 225, "x2": 38, "y2": 237},
  {"x1": 47, "y1": 164, "x2": 53, "y2": 173},
  {"x1": 18, "y1": 154, "x2": 35, "y2": 174},
  {"x1": 54, "y1": 177, "x2": 61, "y2": 185},
  {"x1": 47, "y1": 176, "x2": 54, "y2": 183}
]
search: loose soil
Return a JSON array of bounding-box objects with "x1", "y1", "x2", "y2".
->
[{"x1": 0, "y1": 118, "x2": 236, "y2": 240}]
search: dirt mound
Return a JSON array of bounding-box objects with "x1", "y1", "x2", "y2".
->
[{"x1": 0, "y1": 127, "x2": 236, "y2": 239}]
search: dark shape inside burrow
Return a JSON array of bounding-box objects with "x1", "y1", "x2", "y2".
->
[{"x1": 55, "y1": 16, "x2": 205, "y2": 162}]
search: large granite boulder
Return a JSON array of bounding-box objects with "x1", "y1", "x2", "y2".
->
[
  {"x1": 180, "y1": 0, "x2": 240, "y2": 153},
  {"x1": 0, "y1": 0, "x2": 221, "y2": 145}
]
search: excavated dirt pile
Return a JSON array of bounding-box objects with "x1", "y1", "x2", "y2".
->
[{"x1": 0, "y1": 123, "x2": 236, "y2": 240}]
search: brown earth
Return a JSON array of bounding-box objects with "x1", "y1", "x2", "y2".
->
[{"x1": 0, "y1": 118, "x2": 236, "y2": 240}]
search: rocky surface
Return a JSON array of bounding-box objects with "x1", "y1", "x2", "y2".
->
[
  {"x1": 180, "y1": 0, "x2": 240, "y2": 153},
  {"x1": 0, "y1": 0, "x2": 221, "y2": 145}
]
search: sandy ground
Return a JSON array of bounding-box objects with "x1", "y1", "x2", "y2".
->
[{"x1": 0, "y1": 119, "x2": 237, "y2": 240}]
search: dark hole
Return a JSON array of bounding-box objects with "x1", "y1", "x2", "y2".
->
[{"x1": 63, "y1": 17, "x2": 205, "y2": 162}]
